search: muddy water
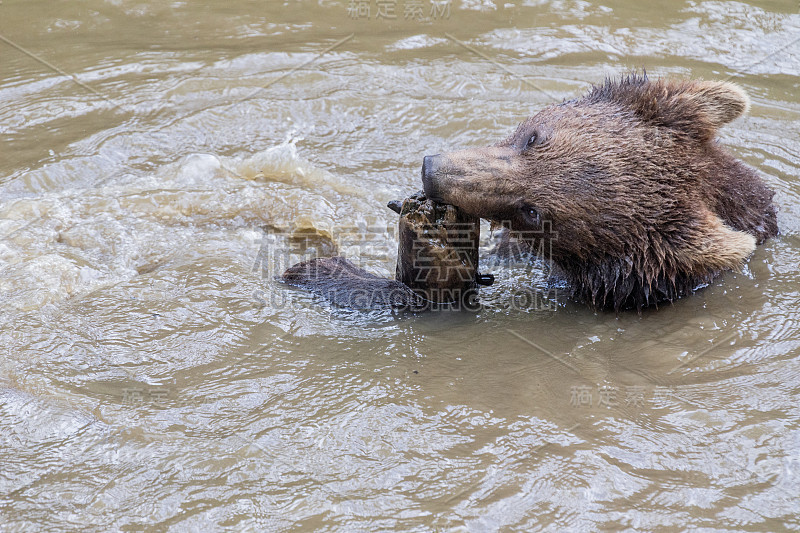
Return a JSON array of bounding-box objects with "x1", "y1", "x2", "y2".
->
[{"x1": 2, "y1": 0, "x2": 800, "y2": 530}]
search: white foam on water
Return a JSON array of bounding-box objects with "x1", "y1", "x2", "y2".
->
[{"x1": 0, "y1": 142, "x2": 371, "y2": 316}]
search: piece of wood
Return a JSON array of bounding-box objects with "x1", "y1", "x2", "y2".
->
[
  {"x1": 281, "y1": 192, "x2": 487, "y2": 310},
  {"x1": 282, "y1": 256, "x2": 427, "y2": 311},
  {"x1": 395, "y1": 192, "x2": 480, "y2": 303}
]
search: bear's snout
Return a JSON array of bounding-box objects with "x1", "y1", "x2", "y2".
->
[
  {"x1": 422, "y1": 154, "x2": 444, "y2": 202},
  {"x1": 420, "y1": 146, "x2": 522, "y2": 216}
]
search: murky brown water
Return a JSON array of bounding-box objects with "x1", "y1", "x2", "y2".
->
[{"x1": 2, "y1": 1, "x2": 800, "y2": 530}]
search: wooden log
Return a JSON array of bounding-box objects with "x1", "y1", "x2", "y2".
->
[
  {"x1": 395, "y1": 192, "x2": 480, "y2": 303},
  {"x1": 281, "y1": 192, "x2": 490, "y2": 310},
  {"x1": 282, "y1": 256, "x2": 427, "y2": 311}
]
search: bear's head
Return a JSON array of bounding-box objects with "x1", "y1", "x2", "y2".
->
[{"x1": 421, "y1": 73, "x2": 777, "y2": 310}]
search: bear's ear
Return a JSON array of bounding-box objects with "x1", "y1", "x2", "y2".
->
[
  {"x1": 594, "y1": 76, "x2": 751, "y2": 143},
  {"x1": 683, "y1": 210, "x2": 756, "y2": 274},
  {"x1": 674, "y1": 80, "x2": 750, "y2": 129},
  {"x1": 652, "y1": 80, "x2": 750, "y2": 142}
]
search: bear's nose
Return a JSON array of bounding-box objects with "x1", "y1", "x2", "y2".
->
[
  {"x1": 422, "y1": 154, "x2": 443, "y2": 202},
  {"x1": 423, "y1": 154, "x2": 440, "y2": 175}
]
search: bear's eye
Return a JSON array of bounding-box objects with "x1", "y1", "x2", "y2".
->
[
  {"x1": 525, "y1": 131, "x2": 542, "y2": 149},
  {"x1": 523, "y1": 206, "x2": 541, "y2": 226}
]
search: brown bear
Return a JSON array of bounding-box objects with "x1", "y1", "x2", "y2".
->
[{"x1": 421, "y1": 72, "x2": 779, "y2": 311}]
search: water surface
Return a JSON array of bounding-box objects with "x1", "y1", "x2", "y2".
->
[{"x1": 1, "y1": 0, "x2": 799, "y2": 530}]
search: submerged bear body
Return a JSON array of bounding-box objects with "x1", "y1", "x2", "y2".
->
[{"x1": 422, "y1": 73, "x2": 778, "y2": 311}]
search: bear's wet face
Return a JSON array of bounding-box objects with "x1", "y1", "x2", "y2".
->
[{"x1": 422, "y1": 73, "x2": 778, "y2": 310}]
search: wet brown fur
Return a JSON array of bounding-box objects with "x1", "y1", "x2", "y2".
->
[{"x1": 422, "y1": 73, "x2": 778, "y2": 311}]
